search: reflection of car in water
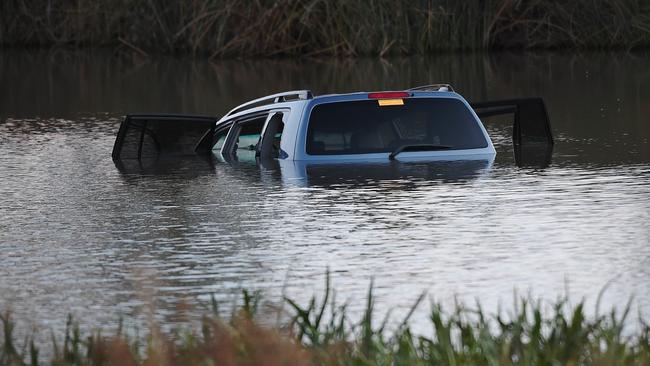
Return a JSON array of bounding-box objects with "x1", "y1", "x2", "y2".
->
[
  {"x1": 111, "y1": 84, "x2": 553, "y2": 168},
  {"x1": 114, "y1": 154, "x2": 494, "y2": 189},
  {"x1": 268, "y1": 159, "x2": 494, "y2": 188}
]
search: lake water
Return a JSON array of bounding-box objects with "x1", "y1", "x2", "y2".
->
[{"x1": 0, "y1": 50, "x2": 649, "y2": 337}]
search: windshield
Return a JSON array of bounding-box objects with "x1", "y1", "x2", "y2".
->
[{"x1": 306, "y1": 98, "x2": 488, "y2": 155}]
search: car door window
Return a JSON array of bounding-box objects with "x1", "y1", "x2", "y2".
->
[
  {"x1": 258, "y1": 112, "x2": 286, "y2": 159},
  {"x1": 212, "y1": 126, "x2": 230, "y2": 152},
  {"x1": 221, "y1": 114, "x2": 268, "y2": 160}
]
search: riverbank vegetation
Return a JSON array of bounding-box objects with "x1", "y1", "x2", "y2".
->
[
  {"x1": 2, "y1": 0, "x2": 650, "y2": 58},
  {"x1": 1, "y1": 282, "x2": 649, "y2": 365}
]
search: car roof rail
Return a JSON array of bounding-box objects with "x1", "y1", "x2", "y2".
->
[
  {"x1": 408, "y1": 84, "x2": 455, "y2": 92},
  {"x1": 224, "y1": 90, "x2": 314, "y2": 117}
]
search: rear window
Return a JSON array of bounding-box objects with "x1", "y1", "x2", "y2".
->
[{"x1": 306, "y1": 98, "x2": 487, "y2": 155}]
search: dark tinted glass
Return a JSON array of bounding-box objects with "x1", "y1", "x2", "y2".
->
[
  {"x1": 306, "y1": 98, "x2": 487, "y2": 155},
  {"x1": 112, "y1": 116, "x2": 215, "y2": 160},
  {"x1": 236, "y1": 117, "x2": 265, "y2": 151}
]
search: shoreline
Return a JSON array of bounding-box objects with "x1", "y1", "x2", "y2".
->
[
  {"x1": 2, "y1": 1, "x2": 649, "y2": 58},
  {"x1": 1, "y1": 45, "x2": 649, "y2": 61}
]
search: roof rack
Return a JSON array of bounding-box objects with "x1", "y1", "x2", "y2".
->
[
  {"x1": 225, "y1": 90, "x2": 313, "y2": 117},
  {"x1": 408, "y1": 84, "x2": 454, "y2": 92}
]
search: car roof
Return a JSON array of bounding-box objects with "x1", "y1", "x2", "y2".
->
[
  {"x1": 309, "y1": 91, "x2": 461, "y2": 104},
  {"x1": 216, "y1": 86, "x2": 462, "y2": 125}
]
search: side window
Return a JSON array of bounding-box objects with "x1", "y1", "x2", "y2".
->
[
  {"x1": 221, "y1": 115, "x2": 267, "y2": 159},
  {"x1": 258, "y1": 112, "x2": 286, "y2": 159},
  {"x1": 212, "y1": 127, "x2": 229, "y2": 151}
]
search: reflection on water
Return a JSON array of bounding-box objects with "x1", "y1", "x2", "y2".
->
[
  {"x1": 0, "y1": 51, "x2": 649, "y2": 338},
  {"x1": 117, "y1": 157, "x2": 495, "y2": 188},
  {"x1": 115, "y1": 156, "x2": 215, "y2": 176},
  {"x1": 285, "y1": 159, "x2": 493, "y2": 188},
  {"x1": 514, "y1": 143, "x2": 554, "y2": 168}
]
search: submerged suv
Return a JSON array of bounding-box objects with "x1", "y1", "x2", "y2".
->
[{"x1": 112, "y1": 85, "x2": 552, "y2": 163}]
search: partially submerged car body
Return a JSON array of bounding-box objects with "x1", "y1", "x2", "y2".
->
[{"x1": 111, "y1": 85, "x2": 553, "y2": 165}]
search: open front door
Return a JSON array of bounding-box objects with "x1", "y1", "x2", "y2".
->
[
  {"x1": 472, "y1": 98, "x2": 554, "y2": 167},
  {"x1": 111, "y1": 114, "x2": 216, "y2": 161}
]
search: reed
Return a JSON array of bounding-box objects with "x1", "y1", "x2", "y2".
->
[
  {"x1": 1, "y1": 276, "x2": 650, "y2": 365},
  {"x1": 1, "y1": 0, "x2": 650, "y2": 57}
]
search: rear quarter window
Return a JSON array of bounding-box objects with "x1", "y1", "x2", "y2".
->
[{"x1": 306, "y1": 98, "x2": 487, "y2": 155}]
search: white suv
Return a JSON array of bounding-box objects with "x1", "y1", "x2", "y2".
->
[{"x1": 112, "y1": 85, "x2": 552, "y2": 164}]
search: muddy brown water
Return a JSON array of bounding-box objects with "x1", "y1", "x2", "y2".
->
[{"x1": 0, "y1": 50, "x2": 649, "y2": 338}]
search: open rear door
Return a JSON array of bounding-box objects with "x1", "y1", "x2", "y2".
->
[{"x1": 111, "y1": 114, "x2": 216, "y2": 161}]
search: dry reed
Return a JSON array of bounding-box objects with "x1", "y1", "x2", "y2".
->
[{"x1": 1, "y1": 0, "x2": 650, "y2": 57}]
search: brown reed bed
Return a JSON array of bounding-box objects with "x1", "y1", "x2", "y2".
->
[{"x1": 1, "y1": 0, "x2": 650, "y2": 58}]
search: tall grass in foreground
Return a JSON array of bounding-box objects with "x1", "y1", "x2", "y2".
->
[
  {"x1": 2, "y1": 0, "x2": 650, "y2": 57},
  {"x1": 2, "y1": 278, "x2": 650, "y2": 365}
]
